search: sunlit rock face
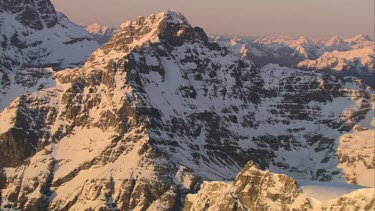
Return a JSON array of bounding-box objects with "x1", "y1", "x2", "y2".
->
[
  {"x1": 185, "y1": 161, "x2": 312, "y2": 211},
  {"x1": 0, "y1": 7, "x2": 374, "y2": 211},
  {"x1": 185, "y1": 161, "x2": 375, "y2": 211}
]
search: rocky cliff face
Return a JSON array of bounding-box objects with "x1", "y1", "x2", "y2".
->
[{"x1": 0, "y1": 10, "x2": 374, "y2": 210}]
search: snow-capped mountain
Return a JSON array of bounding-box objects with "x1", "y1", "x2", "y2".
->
[
  {"x1": 0, "y1": 9, "x2": 374, "y2": 210},
  {"x1": 345, "y1": 34, "x2": 374, "y2": 49},
  {"x1": 324, "y1": 36, "x2": 351, "y2": 52},
  {"x1": 85, "y1": 23, "x2": 117, "y2": 45},
  {"x1": 0, "y1": 0, "x2": 100, "y2": 111},
  {"x1": 216, "y1": 34, "x2": 375, "y2": 87},
  {"x1": 297, "y1": 48, "x2": 375, "y2": 86}
]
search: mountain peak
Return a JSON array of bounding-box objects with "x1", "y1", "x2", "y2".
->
[
  {"x1": 352, "y1": 34, "x2": 372, "y2": 40},
  {"x1": 345, "y1": 34, "x2": 373, "y2": 43},
  {"x1": 120, "y1": 10, "x2": 189, "y2": 29},
  {"x1": 164, "y1": 9, "x2": 189, "y2": 24},
  {"x1": 113, "y1": 10, "x2": 193, "y2": 47},
  {"x1": 86, "y1": 10, "x2": 210, "y2": 68},
  {"x1": 327, "y1": 35, "x2": 343, "y2": 42},
  {"x1": 85, "y1": 23, "x2": 113, "y2": 34},
  {"x1": 326, "y1": 35, "x2": 344, "y2": 46},
  {"x1": 296, "y1": 35, "x2": 314, "y2": 45}
]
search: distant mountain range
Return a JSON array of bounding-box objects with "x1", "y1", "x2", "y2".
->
[{"x1": 214, "y1": 34, "x2": 375, "y2": 87}]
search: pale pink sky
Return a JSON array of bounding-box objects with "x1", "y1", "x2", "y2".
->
[{"x1": 51, "y1": 0, "x2": 374, "y2": 39}]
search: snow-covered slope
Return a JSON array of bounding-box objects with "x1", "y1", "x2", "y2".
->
[
  {"x1": 0, "y1": 0, "x2": 100, "y2": 111},
  {"x1": 0, "y1": 0, "x2": 99, "y2": 71},
  {"x1": 85, "y1": 23, "x2": 117, "y2": 45},
  {"x1": 337, "y1": 97, "x2": 375, "y2": 187},
  {"x1": 0, "y1": 68, "x2": 56, "y2": 111},
  {"x1": 0, "y1": 10, "x2": 374, "y2": 210}
]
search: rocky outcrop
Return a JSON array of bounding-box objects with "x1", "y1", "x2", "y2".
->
[
  {"x1": 328, "y1": 189, "x2": 375, "y2": 211},
  {"x1": 185, "y1": 161, "x2": 312, "y2": 211},
  {"x1": 185, "y1": 161, "x2": 374, "y2": 211}
]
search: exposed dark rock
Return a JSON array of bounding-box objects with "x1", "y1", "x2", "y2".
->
[{"x1": 0, "y1": 128, "x2": 36, "y2": 167}]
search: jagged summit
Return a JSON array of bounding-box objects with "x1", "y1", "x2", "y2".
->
[
  {"x1": 324, "y1": 36, "x2": 350, "y2": 52},
  {"x1": 349, "y1": 33, "x2": 373, "y2": 42},
  {"x1": 295, "y1": 35, "x2": 315, "y2": 46},
  {"x1": 344, "y1": 33, "x2": 374, "y2": 49},
  {"x1": 120, "y1": 10, "x2": 190, "y2": 29},
  {"x1": 84, "y1": 10, "x2": 213, "y2": 69},
  {"x1": 326, "y1": 36, "x2": 344, "y2": 46}
]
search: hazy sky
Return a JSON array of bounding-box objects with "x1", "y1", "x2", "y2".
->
[{"x1": 51, "y1": 0, "x2": 374, "y2": 39}]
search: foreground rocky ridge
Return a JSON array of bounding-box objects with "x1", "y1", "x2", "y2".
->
[
  {"x1": 0, "y1": 10, "x2": 374, "y2": 210},
  {"x1": 185, "y1": 161, "x2": 374, "y2": 211}
]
